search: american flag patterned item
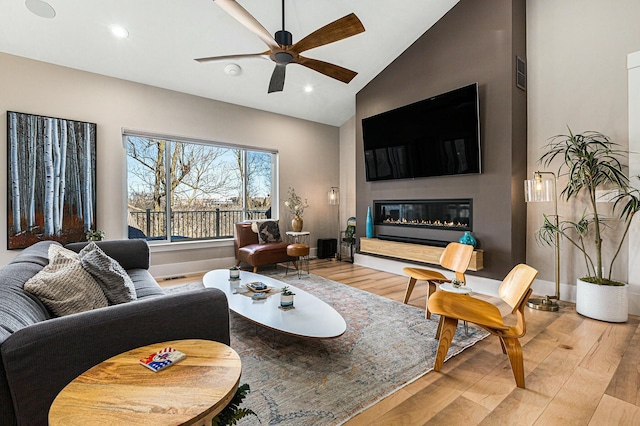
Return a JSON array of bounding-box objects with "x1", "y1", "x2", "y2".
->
[{"x1": 139, "y1": 347, "x2": 186, "y2": 372}]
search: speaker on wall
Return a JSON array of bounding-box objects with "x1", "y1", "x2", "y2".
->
[{"x1": 516, "y1": 56, "x2": 526, "y2": 91}]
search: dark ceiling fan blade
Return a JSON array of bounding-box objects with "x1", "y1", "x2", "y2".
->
[
  {"x1": 195, "y1": 52, "x2": 269, "y2": 63},
  {"x1": 268, "y1": 63, "x2": 287, "y2": 93},
  {"x1": 215, "y1": 0, "x2": 280, "y2": 51},
  {"x1": 296, "y1": 56, "x2": 357, "y2": 83},
  {"x1": 291, "y1": 13, "x2": 365, "y2": 54}
]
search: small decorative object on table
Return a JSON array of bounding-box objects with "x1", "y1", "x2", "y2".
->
[
  {"x1": 229, "y1": 266, "x2": 240, "y2": 280},
  {"x1": 139, "y1": 347, "x2": 186, "y2": 372},
  {"x1": 451, "y1": 278, "x2": 464, "y2": 289},
  {"x1": 86, "y1": 229, "x2": 105, "y2": 242},
  {"x1": 366, "y1": 206, "x2": 374, "y2": 238},
  {"x1": 284, "y1": 187, "x2": 309, "y2": 232},
  {"x1": 280, "y1": 286, "x2": 295, "y2": 309},
  {"x1": 458, "y1": 231, "x2": 477, "y2": 248},
  {"x1": 247, "y1": 281, "x2": 268, "y2": 292}
]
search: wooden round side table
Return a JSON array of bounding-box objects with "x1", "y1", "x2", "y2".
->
[{"x1": 49, "y1": 339, "x2": 241, "y2": 426}]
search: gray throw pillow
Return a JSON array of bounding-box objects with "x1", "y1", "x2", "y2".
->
[
  {"x1": 24, "y1": 245, "x2": 108, "y2": 317},
  {"x1": 257, "y1": 220, "x2": 281, "y2": 244},
  {"x1": 79, "y1": 242, "x2": 137, "y2": 305}
]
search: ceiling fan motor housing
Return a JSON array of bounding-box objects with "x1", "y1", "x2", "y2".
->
[{"x1": 275, "y1": 30, "x2": 292, "y2": 46}]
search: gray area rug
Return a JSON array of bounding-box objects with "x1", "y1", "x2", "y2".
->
[{"x1": 165, "y1": 271, "x2": 489, "y2": 425}]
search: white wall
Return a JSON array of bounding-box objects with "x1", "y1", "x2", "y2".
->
[
  {"x1": 0, "y1": 53, "x2": 340, "y2": 276},
  {"x1": 339, "y1": 116, "x2": 356, "y2": 224},
  {"x1": 526, "y1": 0, "x2": 640, "y2": 307},
  {"x1": 628, "y1": 51, "x2": 640, "y2": 314}
]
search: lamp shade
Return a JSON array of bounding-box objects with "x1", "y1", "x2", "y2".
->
[
  {"x1": 524, "y1": 178, "x2": 554, "y2": 202},
  {"x1": 328, "y1": 187, "x2": 339, "y2": 205}
]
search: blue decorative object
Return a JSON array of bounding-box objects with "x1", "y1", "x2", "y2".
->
[
  {"x1": 459, "y1": 231, "x2": 477, "y2": 248},
  {"x1": 366, "y1": 206, "x2": 374, "y2": 238}
]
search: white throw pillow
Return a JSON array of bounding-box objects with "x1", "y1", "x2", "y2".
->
[{"x1": 24, "y1": 245, "x2": 108, "y2": 317}]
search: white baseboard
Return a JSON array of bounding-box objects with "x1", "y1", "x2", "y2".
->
[
  {"x1": 354, "y1": 253, "x2": 576, "y2": 303},
  {"x1": 354, "y1": 253, "x2": 502, "y2": 297},
  {"x1": 149, "y1": 248, "x2": 318, "y2": 280},
  {"x1": 150, "y1": 256, "x2": 237, "y2": 279}
]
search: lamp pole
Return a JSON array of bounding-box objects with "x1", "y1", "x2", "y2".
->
[
  {"x1": 525, "y1": 171, "x2": 560, "y2": 311},
  {"x1": 328, "y1": 187, "x2": 340, "y2": 260}
]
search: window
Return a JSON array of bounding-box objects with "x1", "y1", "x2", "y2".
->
[{"x1": 125, "y1": 132, "x2": 276, "y2": 242}]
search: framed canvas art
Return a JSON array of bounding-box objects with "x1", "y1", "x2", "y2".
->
[{"x1": 7, "y1": 111, "x2": 97, "y2": 249}]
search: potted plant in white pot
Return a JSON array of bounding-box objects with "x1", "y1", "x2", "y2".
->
[{"x1": 536, "y1": 129, "x2": 640, "y2": 322}]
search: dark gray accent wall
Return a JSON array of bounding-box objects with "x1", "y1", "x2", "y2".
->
[{"x1": 355, "y1": 0, "x2": 527, "y2": 279}]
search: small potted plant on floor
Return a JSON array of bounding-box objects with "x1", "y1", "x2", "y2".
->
[
  {"x1": 280, "y1": 286, "x2": 295, "y2": 309},
  {"x1": 536, "y1": 129, "x2": 640, "y2": 322}
]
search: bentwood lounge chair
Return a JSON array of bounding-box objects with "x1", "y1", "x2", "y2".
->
[
  {"x1": 402, "y1": 242, "x2": 474, "y2": 319},
  {"x1": 427, "y1": 263, "x2": 538, "y2": 388}
]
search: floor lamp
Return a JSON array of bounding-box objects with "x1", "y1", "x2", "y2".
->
[
  {"x1": 524, "y1": 171, "x2": 560, "y2": 311},
  {"x1": 328, "y1": 187, "x2": 340, "y2": 260}
]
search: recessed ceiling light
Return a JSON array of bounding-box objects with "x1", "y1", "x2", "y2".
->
[
  {"x1": 304, "y1": 85, "x2": 314, "y2": 93},
  {"x1": 224, "y1": 63, "x2": 242, "y2": 76},
  {"x1": 110, "y1": 25, "x2": 129, "y2": 39},
  {"x1": 25, "y1": 0, "x2": 56, "y2": 19}
]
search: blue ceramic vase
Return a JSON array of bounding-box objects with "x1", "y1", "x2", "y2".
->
[
  {"x1": 366, "y1": 206, "x2": 374, "y2": 238},
  {"x1": 458, "y1": 231, "x2": 477, "y2": 248}
]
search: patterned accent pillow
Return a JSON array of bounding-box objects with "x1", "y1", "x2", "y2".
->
[
  {"x1": 24, "y1": 245, "x2": 108, "y2": 317},
  {"x1": 79, "y1": 242, "x2": 137, "y2": 305},
  {"x1": 257, "y1": 220, "x2": 281, "y2": 244}
]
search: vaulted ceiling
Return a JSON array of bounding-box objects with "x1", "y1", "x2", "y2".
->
[{"x1": 0, "y1": 0, "x2": 459, "y2": 126}]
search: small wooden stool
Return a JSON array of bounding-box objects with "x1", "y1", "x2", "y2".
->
[{"x1": 286, "y1": 244, "x2": 309, "y2": 278}]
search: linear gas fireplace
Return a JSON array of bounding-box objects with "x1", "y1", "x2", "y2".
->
[{"x1": 373, "y1": 199, "x2": 472, "y2": 246}]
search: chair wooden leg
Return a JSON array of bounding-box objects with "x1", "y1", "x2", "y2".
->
[
  {"x1": 502, "y1": 337, "x2": 525, "y2": 388},
  {"x1": 425, "y1": 281, "x2": 436, "y2": 319},
  {"x1": 253, "y1": 266, "x2": 258, "y2": 273},
  {"x1": 433, "y1": 316, "x2": 458, "y2": 371},
  {"x1": 435, "y1": 316, "x2": 444, "y2": 340},
  {"x1": 403, "y1": 277, "x2": 417, "y2": 304},
  {"x1": 236, "y1": 260, "x2": 241, "y2": 267},
  {"x1": 498, "y1": 337, "x2": 507, "y2": 354}
]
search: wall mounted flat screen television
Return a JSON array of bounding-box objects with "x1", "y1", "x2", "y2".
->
[{"x1": 362, "y1": 83, "x2": 481, "y2": 182}]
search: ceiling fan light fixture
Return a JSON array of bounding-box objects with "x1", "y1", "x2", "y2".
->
[
  {"x1": 224, "y1": 63, "x2": 242, "y2": 76},
  {"x1": 274, "y1": 52, "x2": 293, "y2": 64}
]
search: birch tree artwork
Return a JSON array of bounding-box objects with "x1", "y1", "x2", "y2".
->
[{"x1": 7, "y1": 111, "x2": 97, "y2": 249}]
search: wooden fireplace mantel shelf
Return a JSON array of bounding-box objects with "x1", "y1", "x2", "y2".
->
[{"x1": 359, "y1": 237, "x2": 484, "y2": 271}]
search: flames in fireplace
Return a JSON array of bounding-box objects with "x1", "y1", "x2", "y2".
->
[
  {"x1": 381, "y1": 217, "x2": 468, "y2": 228},
  {"x1": 374, "y1": 199, "x2": 472, "y2": 231}
]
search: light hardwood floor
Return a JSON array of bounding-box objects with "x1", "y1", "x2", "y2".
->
[{"x1": 159, "y1": 260, "x2": 640, "y2": 426}]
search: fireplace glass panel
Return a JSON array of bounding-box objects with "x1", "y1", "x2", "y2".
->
[{"x1": 374, "y1": 199, "x2": 472, "y2": 231}]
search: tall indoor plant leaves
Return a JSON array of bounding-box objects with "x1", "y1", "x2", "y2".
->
[{"x1": 536, "y1": 129, "x2": 640, "y2": 285}]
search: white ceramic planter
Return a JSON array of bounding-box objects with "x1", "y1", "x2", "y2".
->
[
  {"x1": 576, "y1": 278, "x2": 628, "y2": 322},
  {"x1": 280, "y1": 294, "x2": 294, "y2": 308}
]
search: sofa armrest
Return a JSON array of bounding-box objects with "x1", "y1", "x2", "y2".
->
[
  {"x1": 65, "y1": 239, "x2": 150, "y2": 270},
  {"x1": 1, "y1": 288, "x2": 229, "y2": 425}
]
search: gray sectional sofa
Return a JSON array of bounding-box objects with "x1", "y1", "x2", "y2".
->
[{"x1": 0, "y1": 240, "x2": 230, "y2": 426}]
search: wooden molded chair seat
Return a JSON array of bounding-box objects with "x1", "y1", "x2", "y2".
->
[
  {"x1": 403, "y1": 242, "x2": 474, "y2": 319},
  {"x1": 427, "y1": 263, "x2": 538, "y2": 388}
]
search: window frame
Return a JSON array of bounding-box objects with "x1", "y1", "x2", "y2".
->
[{"x1": 122, "y1": 129, "x2": 278, "y2": 245}]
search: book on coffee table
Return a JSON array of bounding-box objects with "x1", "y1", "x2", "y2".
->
[{"x1": 140, "y1": 347, "x2": 186, "y2": 372}]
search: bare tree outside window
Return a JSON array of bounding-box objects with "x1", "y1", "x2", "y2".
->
[{"x1": 126, "y1": 135, "x2": 274, "y2": 241}]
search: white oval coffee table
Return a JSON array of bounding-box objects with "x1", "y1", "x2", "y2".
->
[{"x1": 203, "y1": 269, "x2": 346, "y2": 339}]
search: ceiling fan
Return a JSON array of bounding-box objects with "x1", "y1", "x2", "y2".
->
[{"x1": 195, "y1": 0, "x2": 365, "y2": 93}]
